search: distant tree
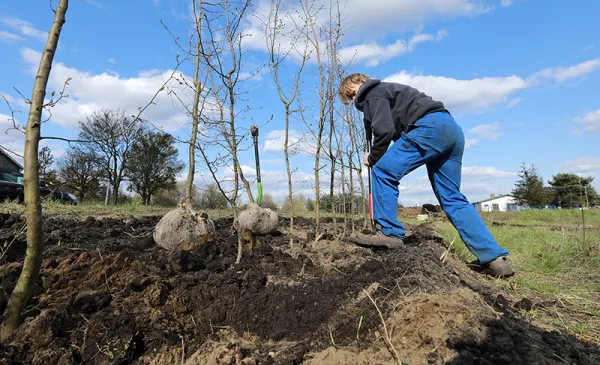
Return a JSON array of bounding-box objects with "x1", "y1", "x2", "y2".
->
[
  {"x1": 512, "y1": 163, "x2": 548, "y2": 206},
  {"x1": 152, "y1": 182, "x2": 186, "y2": 207},
  {"x1": 78, "y1": 109, "x2": 143, "y2": 205},
  {"x1": 547, "y1": 173, "x2": 599, "y2": 208},
  {"x1": 305, "y1": 198, "x2": 315, "y2": 212},
  {"x1": 281, "y1": 195, "x2": 308, "y2": 214},
  {"x1": 197, "y1": 183, "x2": 230, "y2": 210},
  {"x1": 38, "y1": 146, "x2": 57, "y2": 183},
  {"x1": 57, "y1": 147, "x2": 104, "y2": 202},
  {"x1": 261, "y1": 193, "x2": 278, "y2": 210},
  {"x1": 126, "y1": 130, "x2": 185, "y2": 205}
]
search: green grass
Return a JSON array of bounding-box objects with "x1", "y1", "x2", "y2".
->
[
  {"x1": 478, "y1": 209, "x2": 600, "y2": 227},
  {"x1": 437, "y1": 222, "x2": 600, "y2": 293},
  {"x1": 435, "y1": 217, "x2": 600, "y2": 342}
]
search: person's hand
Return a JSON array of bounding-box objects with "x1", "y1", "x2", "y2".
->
[{"x1": 364, "y1": 152, "x2": 371, "y2": 167}]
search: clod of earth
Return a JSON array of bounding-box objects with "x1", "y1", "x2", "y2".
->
[
  {"x1": 238, "y1": 203, "x2": 279, "y2": 235},
  {"x1": 153, "y1": 203, "x2": 215, "y2": 250}
]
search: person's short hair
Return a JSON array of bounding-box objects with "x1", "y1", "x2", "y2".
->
[{"x1": 338, "y1": 73, "x2": 370, "y2": 104}]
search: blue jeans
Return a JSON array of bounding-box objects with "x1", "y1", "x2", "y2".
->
[{"x1": 371, "y1": 111, "x2": 509, "y2": 264}]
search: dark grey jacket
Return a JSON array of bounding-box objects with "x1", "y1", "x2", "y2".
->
[{"x1": 354, "y1": 79, "x2": 447, "y2": 165}]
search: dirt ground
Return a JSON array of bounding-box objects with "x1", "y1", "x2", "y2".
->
[{"x1": 0, "y1": 212, "x2": 598, "y2": 365}]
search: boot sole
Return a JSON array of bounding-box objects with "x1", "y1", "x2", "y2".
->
[
  {"x1": 348, "y1": 236, "x2": 404, "y2": 249},
  {"x1": 468, "y1": 260, "x2": 515, "y2": 278}
]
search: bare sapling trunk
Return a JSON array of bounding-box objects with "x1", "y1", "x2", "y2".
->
[
  {"x1": 283, "y1": 106, "x2": 294, "y2": 241},
  {"x1": 1, "y1": 0, "x2": 68, "y2": 341},
  {"x1": 185, "y1": 6, "x2": 203, "y2": 206},
  {"x1": 344, "y1": 106, "x2": 357, "y2": 233},
  {"x1": 347, "y1": 108, "x2": 368, "y2": 229},
  {"x1": 263, "y1": 0, "x2": 309, "y2": 244},
  {"x1": 340, "y1": 154, "x2": 347, "y2": 235},
  {"x1": 300, "y1": 0, "x2": 326, "y2": 236},
  {"x1": 198, "y1": 0, "x2": 254, "y2": 204},
  {"x1": 328, "y1": 89, "x2": 336, "y2": 233},
  {"x1": 348, "y1": 147, "x2": 355, "y2": 234},
  {"x1": 333, "y1": 108, "x2": 348, "y2": 236}
]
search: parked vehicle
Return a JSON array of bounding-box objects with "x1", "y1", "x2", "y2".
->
[{"x1": 0, "y1": 168, "x2": 77, "y2": 205}]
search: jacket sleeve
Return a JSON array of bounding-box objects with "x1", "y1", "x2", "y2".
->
[{"x1": 365, "y1": 97, "x2": 395, "y2": 166}]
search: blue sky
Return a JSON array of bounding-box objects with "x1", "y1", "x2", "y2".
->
[{"x1": 1, "y1": 0, "x2": 599, "y2": 206}]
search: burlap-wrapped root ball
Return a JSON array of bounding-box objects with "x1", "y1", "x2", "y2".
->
[
  {"x1": 238, "y1": 203, "x2": 279, "y2": 235},
  {"x1": 153, "y1": 203, "x2": 215, "y2": 250}
]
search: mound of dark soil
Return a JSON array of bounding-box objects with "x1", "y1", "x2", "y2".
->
[{"x1": 0, "y1": 214, "x2": 598, "y2": 365}]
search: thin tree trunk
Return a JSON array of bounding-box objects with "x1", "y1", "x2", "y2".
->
[
  {"x1": 1, "y1": 0, "x2": 68, "y2": 340},
  {"x1": 329, "y1": 105, "x2": 336, "y2": 234},
  {"x1": 112, "y1": 156, "x2": 119, "y2": 205},
  {"x1": 348, "y1": 149, "x2": 355, "y2": 234},
  {"x1": 284, "y1": 104, "x2": 294, "y2": 242},
  {"x1": 302, "y1": 0, "x2": 325, "y2": 236},
  {"x1": 185, "y1": 28, "x2": 202, "y2": 206},
  {"x1": 340, "y1": 152, "x2": 347, "y2": 235}
]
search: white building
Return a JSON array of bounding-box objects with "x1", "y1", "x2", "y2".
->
[{"x1": 472, "y1": 194, "x2": 517, "y2": 212}]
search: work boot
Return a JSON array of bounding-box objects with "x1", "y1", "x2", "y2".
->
[
  {"x1": 349, "y1": 230, "x2": 404, "y2": 249},
  {"x1": 469, "y1": 256, "x2": 515, "y2": 278}
]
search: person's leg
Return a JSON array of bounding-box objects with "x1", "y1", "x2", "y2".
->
[
  {"x1": 371, "y1": 132, "x2": 442, "y2": 238},
  {"x1": 425, "y1": 118, "x2": 510, "y2": 264}
]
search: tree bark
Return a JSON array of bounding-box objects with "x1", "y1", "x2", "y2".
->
[
  {"x1": 185, "y1": 15, "x2": 202, "y2": 206},
  {"x1": 1, "y1": 0, "x2": 68, "y2": 341},
  {"x1": 284, "y1": 104, "x2": 294, "y2": 240},
  {"x1": 301, "y1": 0, "x2": 326, "y2": 236},
  {"x1": 112, "y1": 155, "x2": 119, "y2": 205}
]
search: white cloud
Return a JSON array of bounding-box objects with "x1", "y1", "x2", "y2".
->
[
  {"x1": 17, "y1": 47, "x2": 194, "y2": 134},
  {"x1": 0, "y1": 30, "x2": 24, "y2": 43},
  {"x1": 506, "y1": 97, "x2": 524, "y2": 108},
  {"x1": 528, "y1": 59, "x2": 600, "y2": 85},
  {"x1": 408, "y1": 34, "x2": 434, "y2": 51},
  {"x1": 500, "y1": 0, "x2": 512, "y2": 7},
  {"x1": 338, "y1": 0, "x2": 487, "y2": 37},
  {"x1": 0, "y1": 16, "x2": 48, "y2": 43},
  {"x1": 83, "y1": 0, "x2": 103, "y2": 8},
  {"x1": 341, "y1": 31, "x2": 448, "y2": 66},
  {"x1": 383, "y1": 59, "x2": 600, "y2": 114},
  {"x1": 108, "y1": 58, "x2": 116, "y2": 64},
  {"x1": 384, "y1": 71, "x2": 527, "y2": 113},
  {"x1": 468, "y1": 122, "x2": 502, "y2": 140},
  {"x1": 436, "y1": 29, "x2": 448, "y2": 41},
  {"x1": 465, "y1": 138, "x2": 479, "y2": 148},
  {"x1": 573, "y1": 109, "x2": 600, "y2": 133},
  {"x1": 263, "y1": 158, "x2": 285, "y2": 166},
  {"x1": 263, "y1": 129, "x2": 315, "y2": 156},
  {"x1": 562, "y1": 157, "x2": 600, "y2": 174},
  {"x1": 582, "y1": 45, "x2": 595, "y2": 53},
  {"x1": 340, "y1": 40, "x2": 408, "y2": 67},
  {"x1": 243, "y1": 0, "x2": 485, "y2": 60}
]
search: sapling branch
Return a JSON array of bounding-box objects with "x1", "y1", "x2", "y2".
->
[{"x1": 1, "y1": 93, "x2": 25, "y2": 135}]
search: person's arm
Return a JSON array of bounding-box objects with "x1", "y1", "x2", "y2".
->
[{"x1": 365, "y1": 97, "x2": 395, "y2": 166}]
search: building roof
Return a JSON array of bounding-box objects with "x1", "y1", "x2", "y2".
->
[
  {"x1": 0, "y1": 145, "x2": 24, "y2": 170},
  {"x1": 472, "y1": 194, "x2": 514, "y2": 204}
]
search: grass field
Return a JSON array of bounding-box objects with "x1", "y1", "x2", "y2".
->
[
  {"x1": 3, "y1": 201, "x2": 599, "y2": 343},
  {"x1": 435, "y1": 209, "x2": 600, "y2": 343}
]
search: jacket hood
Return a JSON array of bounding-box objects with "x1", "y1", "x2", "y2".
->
[{"x1": 354, "y1": 78, "x2": 381, "y2": 111}]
